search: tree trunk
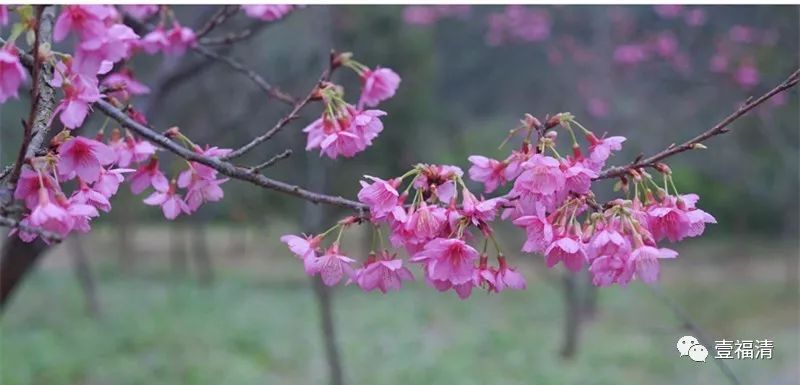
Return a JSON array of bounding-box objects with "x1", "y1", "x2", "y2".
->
[
  {"x1": 582, "y1": 273, "x2": 598, "y2": 320},
  {"x1": 191, "y1": 223, "x2": 214, "y2": 286},
  {"x1": 115, "y1": 195, "x2": 136, "y2": 273},
  {"x1": 69, "y1": 236, "x2": 101, "y2": 318},
  {"x1": 560, "y1": 273, "x2": 583, "y2": 359},
  {"x1": 304, "y1": 152, "x2": 344, "y2": 385},
  {"x1": 0, "y1": 236, "x2": 48, "y2": 311}
]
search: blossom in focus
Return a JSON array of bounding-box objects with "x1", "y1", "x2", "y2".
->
[
  {"x1": 411, "y1": 238, "x2": 479, "y2": 285},
  {"x1": 0, "y1": 45, "x2": 26, "y2": 103},
  {"x1": 359, "y1": 67, "x2": 401, "y2": 108},
  {"x1": 355, "y1": 252, "x2": 414, "y2": 293},
  {"x1": 57, "y1": 136, "x2": 117, "y2": 183},
  {"x1": 143, "y1": 182, "x2": 189, "y2": 220},
  {"x1": 130, "y1": 157, "x2": 169, "y2": 194},
  {"x1": 307, "y1": 244, "x2": 357, "y2": 286},
  {"x1": 357, "y1": 176, "x2": 401, "y2": 219}
]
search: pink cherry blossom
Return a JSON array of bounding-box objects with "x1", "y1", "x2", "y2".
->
[
  {"x1": 179, "y1": 172, "x2": 228, "y2": 213},
  {"x1": 512, "y1": 154, "x2": 565, "y2": 196},
  {"x1": 404, "y1": 201, "x2": 447, "y2": 242},
  {"x1": 357, "y1": 176, "x2": 401, "y2": 219},
  {"x1": 587, "y1": 228, "x2": 630, "y2": 261},
  {"x1": 513, "y1": 212, "x2": 553, "y2": 254},
  {"x1": 613, "y1": 44, "x2": 649, "y2": 65},
  {"x1": 74, "y1": 24, "x2": 139, "y2": 75},
  {"x1": 141, "y1": 22, "x2": 197, "y2": 56},
  {"x1": 57, "y1": 136, "x2": 117, "y2": 183},
  {"x1": 14, "y1": 167, "x2": 59, "y2": 209},
  {"x1": 564, "y1": 161, "x2": 598, "y2": 194},
  {"x1": 467, "y1": 155, "x2": 508, "y2": 193},
  {"x1": 0, "y1": 6, "x2": 7, "y2": 26},
  {"x1": 461, "y1": 189, "x2": 505, "y2": 226},
  {"x1": 143, "y1": 183, "x2": 189, "y2": 220},
  {"x1": 586, "y1": 134, "x2": 626, "y2": 169},
  {"x1": 281, "y1": 234, "x2": 322, "y2": 275},
  {"x1": 630, "y1": 245, "x2": 678, "y2": 284},
  {"x1": 130, "y1": 157, "x2": 169, "y2": 194},
  {"x1": 241, "y1": 5, "x2": 295, "y2": 21},
  {"x1": 54, "y1": 5, "x2": 113, "y2": 42},
  {"x1": 358, "y1": 67, "x2": 401, "y2": 108},
  {"x1": 28, "y1": 188, "x2": 72, "y2": 235},
  {"x1": 71, "y1": 180, "x2": 111, "y2": 212},
  {"x1": 102, "y1": 69, "x2": 151, "y2": 100},
  {"x1": 493, "y1": 256, "x2": 526, "y2": 292},
  {"x1": 304, "y1": 106, "x2": 386, "y2": 159},
  {"x1": 0, "y1": 45, "x2": 26, "y2": 103},
  {"x1": 109, "y1": 133, "x2": 157, "y2": 167},
  {"x1": 589, "y1": 254, "x2": 634, "y2": 287},
  {"x1": 544, "y1": 235, "x2": 586, "y2": 272},
  {"x1": 307, "y1": 244, "x2": 356, "y2": 286},
  {"x1": 411, "y1": 238, "x2": 479, "y2": 285},
  {"x1": 121, "y1": 5, "x2": 159, "y2": 21},
  {"x1": 51, "y1": 63, "x2": 102, "y2": 129},
  {"x1": 92, "y1": 167, "x2": 133, "y2": 197},
  {"x1": 356, "y1": 252, "x2": 414, "y2": 293},
  {"x1": 734, "y1": 62, "x2": 759, "y2": 89}
]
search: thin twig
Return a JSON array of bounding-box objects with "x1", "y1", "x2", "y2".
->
[
  {"x1": 221, "y1": 51, "x2": 337, "y2": 161},
  {"x1": 248, "y1": 149, "x2": 292, "y2": 172},
  {"x1": 193, "y1": 45, "x2": 297, "y2": 106},
  {"x1": 194, "y1": 5, "x2": 240, "y2": 38},
  {"x1": 597, "y1": 69, "x2": 800, "y2": 180},
  {"x1": 645, "y1": 285, "x2": 742, "y2": 385},
  {"x1": 94, "y1": 100, "x2": 366, "y2": 211}
]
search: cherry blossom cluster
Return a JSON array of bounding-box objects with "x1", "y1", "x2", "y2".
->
[
  {"x1": 2, "y1": 5, "x2": 408, "y2": 244},
  {"x1": 303, "y1": 56, "x2": 400, "y2": 159},
  {"x1": 284, "y1": 113, "x2": 716, "y2": 297}
]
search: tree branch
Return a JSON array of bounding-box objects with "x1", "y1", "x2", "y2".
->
[
  {"x1": 220, "y1": 51, "x2": 336, "y2": 161},
  {"x1": 193, "y1": 45, "x2": 297, "y2": 106},
  {"x1": 94, "y1": 100, "x2": 366, "y2": 211},
  {"x1": 248, "y1": 149, "x2": 292, "y2": 172},
  {"x1": 3, "y1": 6, "x2": 56, "y2": 197},
  {"x1": 597, "y1": 68, "x2": 800, "y2": 180}
]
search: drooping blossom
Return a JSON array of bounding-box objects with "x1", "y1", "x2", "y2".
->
[
  {"x1": 0, "y1": 45, "x2": 26, "y2": 103},
  {"x1": 241, "y1": 5, "x2": 294, "y2": 21},
  {"x1": 281, "y1": 234, "x2": 322, "y2": 275},
  {"x1": 307, "y1": 244, "x2": 356, "y2": 286},
  {"x1": 630, "y1": 245, "x2": 678, "y2": 284},
  {"x1": 73, "y1": 24, "x2": 139, "y2": 75},
  {"x1": 512, "y1": 154, "x2": 565, "y2": 197},
  {"x1": 27, "y1": 188, "x2": 71, "y2": 235},
  {"x1": 54, "y1": 5, "x2": 114, "y2": 42},
  {"x1": 493, "y1": 256, "x2": 526, "y2": 292},
  {"x1": 303, "y1": 105, "x2": 386, "y2": 159},
  {"x1": 586, "y1": 134, "x2": 626, "y2": 170},
  {"x1": 589, "y1": 254, "x2": 634, "y2": 287},
  {"x1": 102, "y1": 69, "x2": 151, "y2": 100},
  {"x1": 92, "y1": 168, "x2": 133, "y2": 197},
  {"x1": 130, "y1": 157, "x2": 168, "y2": 194},
  {"x1": 141, "y1": 22, "x2": 197, "y2": 56},
  {"x1": 143, "y1": 182, "x2": 189, "y2": 220},
  {"x1": 50, "y1": 61, "x2": 102, "y2": 129},
  {"x1": 57, "y1": 136, "x2": 117, "y2": 183},
  {"x1": 468, "y1": 155, "x2": 508, "y2": 193},
  {"x1": 513, "y1": 208, "x2": 553, "y2": 253},
  {"x1": 355, "y1": 251, "x2": 414, "y2": 293},
  {"x1": 411, "y1": 238, "x2": 479, "y2": 285},
  {"x1": 358, "y1": 67, "x2": 401, "y2": 108},
  {"x1": 109, "y1": 130, "x2": 157, "y2": 167},
  {"x1": 177, "y1": 167, "x2": 228, "y2": 213},
  {"x1": 71, "y1": 180, "x2": 111, "y2": 212},
  {"x1": 357, "y1": 176, "x2": 401, "y2": 219},
  {"x1": 544, "y1": 234, "x2": 586, "y2": 272}
]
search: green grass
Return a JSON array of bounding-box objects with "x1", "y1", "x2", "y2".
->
[{"x1": 1, "y1": 258, "x2": 797, "y2": 385}]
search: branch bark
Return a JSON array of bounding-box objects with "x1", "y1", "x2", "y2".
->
[{"x1": 597, "y1": 69, "x2": 800, "y2": 180}]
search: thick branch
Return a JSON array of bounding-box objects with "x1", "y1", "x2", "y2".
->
[
  {"x1": 3, "y1": 6, "x2": 56, "y2": 195},
  {"x1": 94, "y1": 100, "x2": 366, "y2": 211},
  {"x1": 597, "y1": 69, "x2": 800, "y2": 180}
]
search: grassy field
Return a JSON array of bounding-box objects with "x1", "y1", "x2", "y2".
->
[{"x1": 1, "y1": 226, "x2": 798, "y2": 385}]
